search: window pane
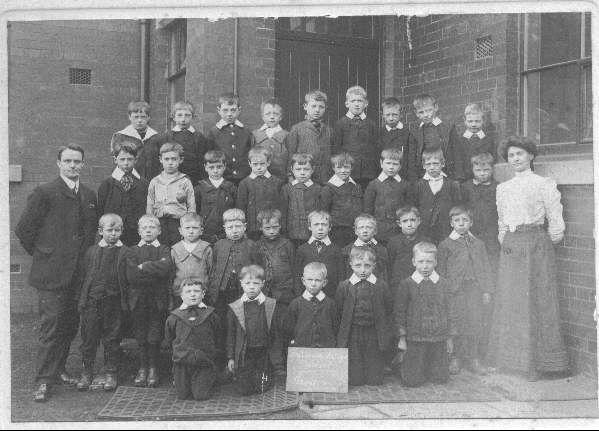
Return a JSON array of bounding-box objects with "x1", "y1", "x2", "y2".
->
[
  {"x1": 526, "y1": 65, "x2": 578, "y2": 144},
  {"x1": 279, "y1": 16, "x2": 374, "y2": 39},
  {"x1": 585, "y1": 13, "x2": 591, "y2": 57},
  {"x1": 526, "y1": 13, "x2": 581, "y2": 68},
  {"x1": 583, "y1": 66, "x2": 592, "y2": 141}
]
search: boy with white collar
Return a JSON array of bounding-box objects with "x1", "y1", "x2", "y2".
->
[
  {"x1": 251, "y1": 99, "x2": 289, "y2": 181},
  {"x1": 453, "y1": 103, "x2": 496, "y2": 182},
  {"x1": 341, "y1": 214, "x2": 390, "y2": 283},
  {"x1": 320, "y1": 152, "x2": 364, "y2": 247},
  {"x1": 333, "y1": 85, "x2": 379, "y2": 189},
  {"x1": 207, "y1": 92, "x2": 252, "y2": 185},
  {"x1": 236, "y1": 147, "x2": 284, "y2": 240},
  {"x1": 363, "y1": 147, "x2": 414, "y2": 242},
  {"x1": 394, "y1": 241, "x2": 456, "y2": 387},
  {"x1": 436, "y1": 206, "x2": 493, "y2": 375},
  {"x1": 97, "y1": 141, "x2": 149, "y2": 246},
  {"x1": 194, "y1": 150, "x2": 237, "y2": 244},
  {"x1": 407, "y1": 94, "x2": 458, "y2": 181},
  {"x1": 76, "y1": 214, "x2": 129, "y2": 392},
  {"x1": 110, "y1": 101, "x2": 162, "y2": 180},
  {"x1": 162, "y1": 101, "x2": 213, "y2": 185},
  {"x1": 378, "y1": 97, "x2": 416, "y2": 180},
  {"x1": 286, "y1": 262, "x2": 339, "y2": 348},
  {"x1": 226, "y1": 265, "x2": 284, "y2": 395},
  {"x1": 124, "y1": 214, "x2": 173, "y2": 388},
  {"x1": 336, "y1": 247, "x2": 392, "y2": 386},
  {"x1": 165, "y1": 278, "x2": 221, "y2": 400}
]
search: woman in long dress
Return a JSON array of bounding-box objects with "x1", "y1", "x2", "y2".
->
[{"x1": 488, "y1": 136, "x2": 569, "y2": 380}]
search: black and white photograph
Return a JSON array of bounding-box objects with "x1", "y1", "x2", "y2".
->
[{"x1": 3, "y1": 0, "x2": 598, "y2": 426}]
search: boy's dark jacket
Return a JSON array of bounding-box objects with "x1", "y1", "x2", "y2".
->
[
  {"x1": 335, "y1": 278, "x2": 393, "y2": 351},
  {"x1": 209, "y1": 238, "x2": 259, "y2": 303},
  {"x1": 165, "y1": 306, "x2": 220, "y2": 366},
  {"x1": 225, "y1": 297, "x2": 284, "y2": 372},
  {"x1": 76, "y1": 243, "x2": 129, "y2": 312},
  {"x1": 124, "y1": 244, "x2": 173, "y2": 311},
  {"x1": 15, "y1": 178, "x2": 98, "y2": 291}
]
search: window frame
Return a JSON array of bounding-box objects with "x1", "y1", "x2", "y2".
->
[
  {"x1": 165, "y1": 19, "x2": 187, "y2": 128},
  {"x1": 520, "y1": 12, "x2": 592, "y2": 154}
]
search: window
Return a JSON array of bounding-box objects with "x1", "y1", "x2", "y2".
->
[
  {"x1": 166, "y1": 19, "x2": 187, "y2": 127},
  {"x1": 522, "y1": 13, "x2": 592, "y2": 152},
  {"x1": 278, "y1": 16, "x2": 376, "y2": 39}
]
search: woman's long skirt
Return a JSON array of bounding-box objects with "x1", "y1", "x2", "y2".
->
[{"x1": 488, "y1": 227, "x2": 569, "y2": 374}]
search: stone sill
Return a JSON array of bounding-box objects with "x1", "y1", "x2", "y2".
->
[{"x1": 494, "y1": 155, "x2": 594, "y2": 185}]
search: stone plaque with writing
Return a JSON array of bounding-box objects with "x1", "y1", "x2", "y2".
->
[{"x1": 285, "y1": 347, "x2": 348, "y2": 393}]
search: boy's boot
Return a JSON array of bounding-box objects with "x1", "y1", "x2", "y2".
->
[
  {"x1": 104, "y1": 372, "x2": 118, "y2": 391},
  {"x1": 77, "y1": 361, "x2": 94, "y2": 391},
  {"x1": 147, "y1": 343, "x2": 160, "y2": 388},
  {"x1": 134, "y1": 368, "x2": 148, "y2": 387}
]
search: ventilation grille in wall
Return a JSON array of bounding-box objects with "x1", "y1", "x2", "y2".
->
[
  {"x1": 10, "y1": 264, "x2": 21, "y2": 274},
  {"x1": 475, "y1": 36, "x2": 493, "y2": 59},
  {"x1": 69, "y1": 68, "x2": 91, "y2": 85}
]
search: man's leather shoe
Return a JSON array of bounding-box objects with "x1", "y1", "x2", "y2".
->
[
  {"x1": 104, "y1": 373, "x2": 118, "y2": 391},
  {"x1": 33, "y1": 383, "x2": 49, "y2": 402},
  {"x1": 147, "y1": 367, "x2": 159, "y2": 388},
  {"x1": 134, "y1": 368, "x2": 147, "y2": 387},
  {"x1": 77, "y1": 373, "x2": 93, "y2": 391},
  {"x1": 58, "y1": 372, "x2": 78, "y2": 386}
]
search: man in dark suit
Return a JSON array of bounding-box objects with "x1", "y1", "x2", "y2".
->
[{"x1": 15, "y1": 144, "x2": 98, "y2": 402}]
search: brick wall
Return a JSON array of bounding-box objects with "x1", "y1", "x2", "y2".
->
[
  {"x1": 184, "y1": 18, "x2": 275, "y2": 134},
  {"x1": 556, "y1": 185, "x2": 596, "y2": 376},
  {"x1": 9, "y1": 20, "x2": 142, "y2": 314}
]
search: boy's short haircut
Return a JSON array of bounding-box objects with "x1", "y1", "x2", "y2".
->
[
  {"x1": 180, "y1": 212, "x2": 204, "y2": 226},
  {"x1": 218, "y1": 92, "x2": 240, "y2": 108},
  {"x1": 99, "y1": 213, "x2": 123, "y2": 229},
  {"x1": 331, "y1": 152, "x2": 354, "y2": 168},
  {"x1": 127, "y1": 101, "x2": 151, "y2": 115},
  {"x1": 349, "y1": 246, "x2": 376, "y2": 264},
  {"x1": 307, "y1": 210, "x2": 330, "y2": 225},
  {"x1": 449, "y1": 205, "x2": 472, "y2": 220},
  {"x1": 138, "y1": 214, "x2": 161, "y2": 228},
  {"x1": 223, "y1": 208, "x2": 246, "y2": 224},
  {"x1": 57, "y1": 144, "x2": 85, "y2": 160},
  {"x1": 204, "y1": 150, "x2": 226, "y2": 164},
  {"x1": 464, "y1": 103, "x2": 483, "y2": 117},
  {"x1": 412, "y1": 94, "x2": 437, "y2": 109},
  {"x1": 413, "y1": 241, "x2": 437, "y2": 257},
  {"x1": 239, "y1": 264, "x2": 265, "y2": 281},
  {"x1": 380, "y1": 147, "x2": 403, "y2": 162},
  {"x1": 381, "y1": 96, "x2": 401, "y2": 110},
  {"x1": 248, "y1": 146, "x2": 271, "y2": 162},
  {"x1": 354, "y1": 213, "x2": 377, "y2": 229},
  {"x1": 171, "y1": 101, "x2": 194, "y2": 117},
  {"x1": 346, "y1": 85, "x2": 367, "y2": 101},
  {"x1": 303, "y1": 262, "x2": 328, "y2": 279},
  {"x1": 261, "y1": 98, "x2": 283, "y2": 114},
  {"x1": 257, "y1": 209, "x2": 282, "y2": 226},
  {"x1": 159, "y1": 142, "x2": 184, "y2": 156},
  {"x1": 180, "y1": 277, "x2": 207, "y2": 293},
  {"x1": 111, "y1": 140, "x2": 138, "y2": 158},
  {"x1": 422, "y1": 149, "x2": 445, "y2": 164},
  {"x1": 305, "y1": 89, "x2": 328, "y2": 104},
  {"x1": 396, "y1": 206, "x2": 420, "y2": 220},
  {"x1": 290, "y1": 153, "x2": 314, "y2": 168},
  {"x1": 471, "y1": 152, "x2": 495, "y2": 167}
]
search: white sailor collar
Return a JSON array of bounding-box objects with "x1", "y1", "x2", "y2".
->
[
  {"x1": 112, "y1": 167, "x2": 140, "y2": 181},
  {"x1": 249, "y1": 171, "x2": 272, "y2": 179},
  {"x1": 419, "y1": 117, "x2": 442, "y2": 127},
  {"x1": 209, "y1": 177, "x2": 225, "y2": 188},
  {"x1": 99, "y1": 239, "x2": 124, "y2": 248},
  {"x1": 423, "y1": 172, "x2": 447, "y2": 181},
  {"x1": 241, "y1": 292, "x2": 266, "y2": 304},
  {"x1": 328, "y1": 175, "x2": 357, "y2": 187},
  {"x1": 308, "y1": 236, "x2": 331, "y2": 246},
  {"x1": 137, "y1": 239, "x2": 161, "y2": 247},
  {"x1": 411, "y1": 270, "x2": 440, "y2": 284},
  {"x1": 216, "y1": 119, "x2": 244, "y2": 129},
  {"x1": 179, "y1": 302, "x2": 208, "y2": 310},
  {"x1": 302, "y1": 290, "x2": 326, "y2": 302},
  {"x1": 349, "y1": 273, "x2": 377, "y2": 285},
  {"x1": 118, "y1": 124, "x2": 158, "y2": 141},
  {"x1": 449, "y1": 230, "x2": 476, "y2": 241},
  {"x1": 346, "y1": 111, "x2": 367, "y2": 120},
  {"x1": 378, "y1": 172, "x2": 402, "y2": 183},
  {"x1": 463, "y1": 130, "x2": 485, "y2": 139},
  {"x1": 291, "y1": 179, "x2": 314, "y2": 187},
  {"x1": 385, "y1": 122, "x2": 404, "y2": 131}
]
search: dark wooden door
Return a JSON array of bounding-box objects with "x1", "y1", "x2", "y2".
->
[{"x1": 275, "y1": 18, "x2": 380, "y2": 130}]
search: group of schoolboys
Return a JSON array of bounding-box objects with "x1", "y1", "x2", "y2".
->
[{"x1": 76, "y1": 85, "x2": 499, "y2": 400}]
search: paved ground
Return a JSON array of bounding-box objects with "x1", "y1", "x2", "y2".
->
[{"x1": 10, "y1": 314, "x2": 599, "y2": 424}]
